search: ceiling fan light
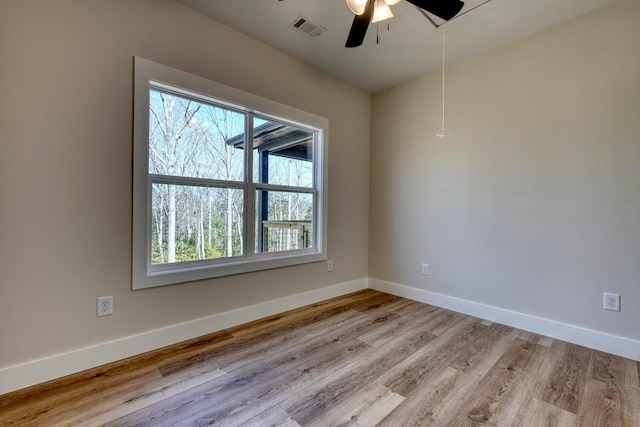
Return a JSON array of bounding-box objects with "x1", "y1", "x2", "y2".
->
[
  {"x1": 384, "y1": 0, "x2": 401, "y2": 5},
  {"x1": 371, "y1": 1, "x2": 394, "y2": 23},
  {"x1": 346, "y1": 0, "x2": 367, "y2": 15}
]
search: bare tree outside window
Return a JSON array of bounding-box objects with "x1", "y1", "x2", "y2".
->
[{"x1": 148, "y1": 89, "x2": 244, "y2": 264}]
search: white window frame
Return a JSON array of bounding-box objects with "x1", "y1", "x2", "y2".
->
[{"x1": 132, "y1": 57, "x2": 328, "y2": 290}]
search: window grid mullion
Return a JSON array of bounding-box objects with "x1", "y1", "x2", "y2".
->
[
  {"x1": 149, "y1": 174, "x2": 245, "y2": 189},
  {"x1": 254, "y1": 183, "x2": 316, "y2": 194},
  {"x1": 245, "y1": 112, "x2": 256, "y2": 259}
]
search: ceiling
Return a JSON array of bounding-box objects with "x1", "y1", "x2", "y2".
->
[{"x1": 177, "y1": 0, "x2": 621, "y2": 93}]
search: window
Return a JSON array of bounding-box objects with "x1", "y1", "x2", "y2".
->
[{"x1": 132, "y1": 58, "x2": 327, "y2": 289}]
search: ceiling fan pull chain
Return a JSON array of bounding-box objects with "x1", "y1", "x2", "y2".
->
[{"x1": 437, "y1": 22, "x2": 449, "y2": 138}]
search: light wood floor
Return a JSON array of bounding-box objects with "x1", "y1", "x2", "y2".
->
[{"x1": 1, "y1": 290, "x2": 638, "y2": 426}]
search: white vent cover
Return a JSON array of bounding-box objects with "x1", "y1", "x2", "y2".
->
[{"x1": 289, "y1": 16, "x2": 326, "y2": 39}]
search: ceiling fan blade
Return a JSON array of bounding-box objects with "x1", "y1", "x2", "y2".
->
[
  {"x1": 345, "y1": 0, "x2": 375, "y2": 48},
  {"x1": 405, "y1": 0, "x2": 464, "y2": 21}
]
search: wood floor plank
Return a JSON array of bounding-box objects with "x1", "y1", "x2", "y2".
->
[
  {"x1": 375, "y1": 297, "x2": 426, "y2": 316},
  {"x1": 306, "y1": 383, "x2": 404, "y2": 427},
  {"x1": 104, "y1": 362, "x2": 282, "y2": 427},
  {"x1": 590, "y1": 349, "x2": 640, "y2": 389},
  {"x1": 215, "y1": 309, "x2": 374, "y2": 371},
  {"x1": 169, "y1": 333, "x2": 376, "y2": 427},
  {"x1": 578, "y1": 377, "x2": 639, "y2": 426},
  {"x1": 218, "y1": 291, "x2": 398, "y2": 357},
  {"x1": 238, "y1": 405, "x2": 301, "y2": 427},
  {"x1": 423, "y1": 309, "x2": 469, "y2": 336},
  {"x1": 0, "y1": 328, "x2": 233, "y2": 413},
  {"x1": 267, "y1": 333, "x2": 372, "y2": 379},
  {"x1": 347, "y1": 292, "x2": 403, "y2": 316},
  {"x1": 18, "y1": 330, "x2": 234, "y2": 424},
  {"x1": 62, "y1": 363, "x2": 226, "y2": 427},
  {"x1": 226, "y1": 290, "x2": 380, "y2": 340},
  {"x1": 448, "y1": 322, "x2": 520, "y2": 376},
  {"x1": 537, "y1": 336, "x2": 555, "y2": 348},
  {"x1": 518, "y1": 329, "x2": 543, "y2": 344},
  {"x1": 185, "y1": 307, "x2": 399, "y2": 427},
  {"x1": 281, "y1": 325, "x2": 436, "y2": 425},
  {"x1": 577, "y1": 349, "x2": 640, "y2": 426},
  {"x1": 512, "y1": 395, "x2": 578, "y2": 426},
  {"x1": 540, "y1": 341, "x2": 591, "y2": 414},
  {"x1": 517, "y1": 331, "x2": 553, "y2": 348},
  {"x1": 0, "y1": 366, "x2": 162, "y2": 427},
  {"x1": 1, "y1": 289, "x2": 639, "y2": 427},
  {"x1": 418, "y1": 370, "x2": 485, "y2": 427},
  {"x1": 380, "y1": 317, "x2": 487, "y2": 396},
  {"x1": 444, "y1": 338, "x2": 540, "y2": 426},
  {"x1": 377, "y1": 366, "x2": 474, "y2": 426},
  {"x1": 357, "y1": 303, "x2": 439, "y2": 347}
]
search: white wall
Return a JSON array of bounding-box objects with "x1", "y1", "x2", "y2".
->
[
  {"x1": 370, "y1": 0, "x2": 640, "y2": 346},
  {"x1": 0, "y1": 0, "x2": 370, "y2": 375}
]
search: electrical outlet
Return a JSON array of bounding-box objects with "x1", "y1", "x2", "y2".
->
[
  {"x1": 603, "y1": 292, "x2": 620, "y2": 312},
  {"x1": 97, "y1": 296, "x2": 113, "y2": 317},
  {"x1": 327, "y1": 260, "x2": 334, "y2": 272},
  {"x1": 421, "y1": 263, "x2": 429, "y2": 276}
]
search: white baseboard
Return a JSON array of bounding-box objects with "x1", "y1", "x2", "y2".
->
[
  {"x1": 369, "y1": 278, "x2": 640, "y2": 362},
  {"x1": 0, "y1": 278, "x2": 367, "y2": 396}
]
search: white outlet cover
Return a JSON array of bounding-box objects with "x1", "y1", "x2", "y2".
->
[
  {"x1": 603, "y1": 292, "x2": 620, "y2": 312},
  {"x1": 421, "y1": 263, "x2": 429, "y2": 276},
  {"x1": 97, "y1": 296, "x2": 113, "y2": 317}
]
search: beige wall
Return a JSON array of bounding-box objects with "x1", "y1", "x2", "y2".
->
[
  {"x1": 0, "y1": 0, "x2": 370, "y2": 368},
  {"x1": 370, "y1": 0, "x2": 640, "y2": 340}
]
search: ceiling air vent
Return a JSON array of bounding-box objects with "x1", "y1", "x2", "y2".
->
[{"x1": 289, "y1": 16, "x2": 326, "y2": 39}]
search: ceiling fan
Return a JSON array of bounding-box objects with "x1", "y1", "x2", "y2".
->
[{"x1": 345, "y1": 0, "x2": 465, "y2": 47}]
